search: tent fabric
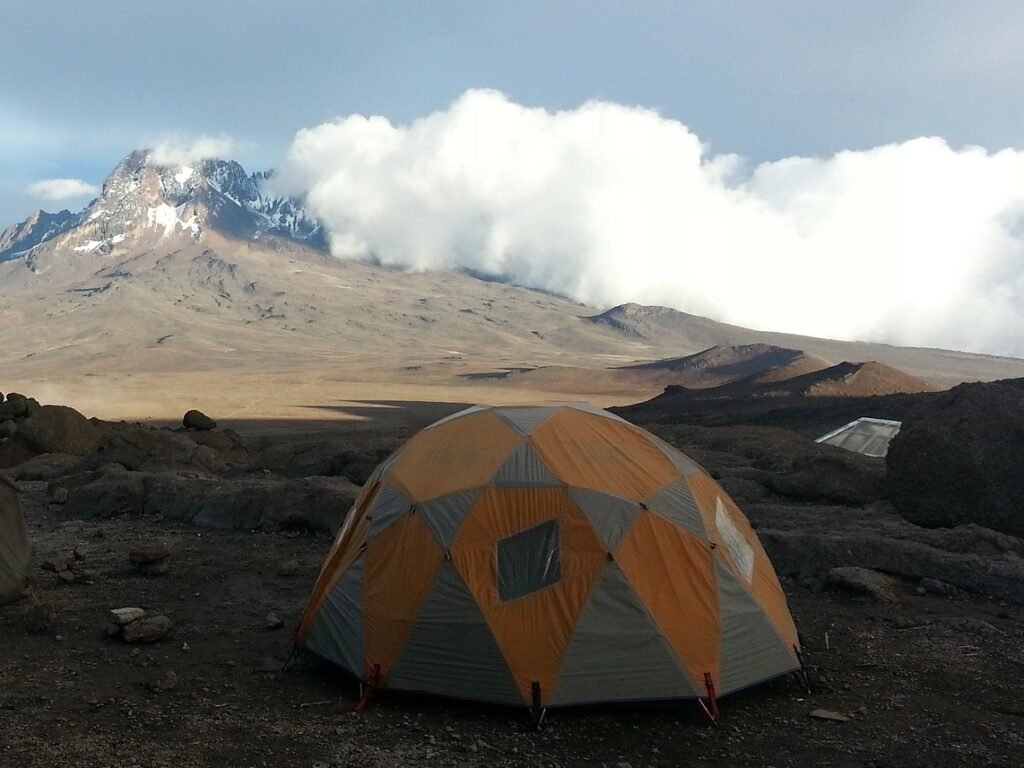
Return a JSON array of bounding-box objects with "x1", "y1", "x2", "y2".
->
[
  {"x1": 0, "y1": 474, "x2": 30, "y2": 606},
  {"x1": 295, "y1": 404, "x2": 801, "y2": 708}
]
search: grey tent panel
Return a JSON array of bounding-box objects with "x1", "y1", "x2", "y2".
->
[
  {"x1": 715, "y1": 558, "x2": 799, "y2": 695},
  {"x1": 645, "y1": 479, "x2": 706, "y2": 539},
  {"x1": 650, "y1": 436, "x2": 702, "y2": 477},
  {"x1": 491, "y1": 441, "x2": 561, "y2": 487},
  {"x1": 388, "y1": 561, "x2": 523, "y2": 705},
  {"x1": 417, "y1": 489, "x2": 483, "y2": 549},
  {"x1": 367, "y1": 483, "x2": 414, "y2": 538},
  {"x1": 423, "y1": 405, "x2": 488, "y2": 431},
  {"x1": 497, "y1": 520, "x2": 562, "y2": 602},
  {"x1": 496, "y1": 407, "x2": 560, "y2": 436},
  {"x1": 550, "y1": 562, "x2": 699, "y2": 705},
  {"x1": 569, "y1": 487, "x2": 642, "y2": 553},
  {"x1": 304, "y1": 557, "x2": 364, "y2": 678}
]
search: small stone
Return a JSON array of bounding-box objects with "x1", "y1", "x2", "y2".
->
[
  {"x1": 122, "y1": 615, "x2": 172, "y2": 643},
  {"x1": 52, "y1": 487, "x2": 69, "y2": 505},
  {"x1": 73, "y1": 545, "x2": 87, "y2": 561},
  {"x1": 181, "y1": 642, "x2": 191, "y2": 653},
  {"x1": 145, "y1": 671, "x2": 178, "y2": 692},
  {"x1": 40, "y1": 559, "x2": 62, "y2": 573},
  {"x1": 109, "y1": 607, "x2": 146, "y2": 625},
  {"x1": 56, "y1": 570, "x2": 76, "y2": 584},
  {"x1": 130, "y1": 540, "x2": 172, "y2": 565},
  {"x1": 265, "y1": 612, "x2": 284, "y2": 630},
  {"x1": 809, "y1": 709, "x2": 850, "y2": 722},
  {"x1": 136, "y1": 560, "x2": 169, "y2": 576}
]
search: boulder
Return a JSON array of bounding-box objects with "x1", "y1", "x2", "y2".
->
[
  {"x1": 121, "y1": 615, "x2": 172, "y2": 643},
  {"x1": 0, "y1": 420, "x2": 16, "y2": 439},
  {"x1": 769, "y1": 452, "x2": 885, "y2": 505},
  {"x1": 183, "y1": 409, "x2": 216, "y2": 430},
  {"x1": 14, "y1": 405, "x2": 101, "y2": 456},
  {"x1": 749, "y1": 502, "x2": 1024, "y2": 605},
  {"x1": 63, "y1": 469, "x2": 146, "y2": 518},
  {"x1": 109, "y1": 607, "x2": 146, "y2": 625},
  {"x1": 826, "y1": 566, "x2": 902, "y2": 602},
  {"x1": 887, "y1": 380, "x2": 1024, "y2": 537},
  {"x1": 78, "y1": 427, "x2": 225, "y2": 474},
  {"x1": 187, "y1": 428, "x2": 250, "y2": 466},
  {"x1": 129, "y1": 540, "x2": 172, "y2": 565},
  {"x1": 0, "y1": 397, "x2": 27, "y2": 420},
  {"x1": 144, "y1": 473, "x2": 359, "y2": 532},
  {"x1": 7, "y1": 452, "x2": 80, "y2": 481}
]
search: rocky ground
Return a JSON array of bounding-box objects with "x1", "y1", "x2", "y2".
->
[{"x1": 2, "y1": 395, "x2": 1023, "y2": 767}]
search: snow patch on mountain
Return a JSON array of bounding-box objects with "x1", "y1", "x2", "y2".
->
[{"x1": 0, "y1": 149, "x2": 325, "y2": 262}]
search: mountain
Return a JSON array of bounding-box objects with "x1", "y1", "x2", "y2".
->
[
  {"x1": 0, "y1": 150, "x2": 323, "y2": 263},
  {"x1": 0, "y1": 209, "x2": 76, "y2": 262},
  {"x1": 585, "y1": 303, "x2": 1024, "y2": 389},
  {"x1": 2, "y1": 151, "x2": 1024, "y2": 421}
]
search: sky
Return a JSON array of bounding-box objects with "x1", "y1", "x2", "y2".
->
[{"x1": 3, "y1": 1, "x2": 1024, "y2": 354}]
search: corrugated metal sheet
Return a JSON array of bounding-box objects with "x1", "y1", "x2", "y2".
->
[{"x1": 815, "y1": 417, "x2": 902, "y2": 457}]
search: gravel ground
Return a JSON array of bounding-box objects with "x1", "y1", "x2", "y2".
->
[{"x1": 2, "y1": 480, "x2": 1022, "y2": 768}]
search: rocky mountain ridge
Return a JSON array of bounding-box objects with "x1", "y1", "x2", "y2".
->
[{"x1": 0, "y1": 150, "x2": 323, "y2": 262}]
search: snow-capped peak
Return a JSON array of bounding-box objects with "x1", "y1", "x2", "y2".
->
[{"x1": 0, "y1": 149, "x2": 325, "y2": 260}]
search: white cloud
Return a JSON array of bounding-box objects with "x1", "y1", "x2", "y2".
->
[
  {"x1": 273, "y1": 89, "x2": 1024, "y2": 356},
  {"x1": 25, "y1": 177, "x2": 100, "y2": 201},
  {"x1": 150, "y1": 134, "x2": 237, "y2": 165}
]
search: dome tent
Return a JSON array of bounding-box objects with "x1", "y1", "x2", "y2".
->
[
  {"x1": 0, "y1": 474, "x2": 30, "y2": 606},
  {"x1": 295, "y1": 404, "x2": 801, "y2": 710}
]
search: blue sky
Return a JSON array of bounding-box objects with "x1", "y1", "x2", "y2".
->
[{"x1": 2, "y1": 1, "x2": 1022, "y2": 226}]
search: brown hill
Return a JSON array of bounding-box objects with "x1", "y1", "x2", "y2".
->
[
  {"x1": 621, "y1": 344, "x2": 832, "y2": 388},
  {"x1": 587, "y1": 303, "x2": 1024, "y2": 389}
]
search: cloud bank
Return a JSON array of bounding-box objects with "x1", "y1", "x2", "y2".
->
[
  {"x1": 25, "y1": 177, "x2": 99, "y2": 201},
  {"x1": 150, "y1": 134, "x2": 238, "y2": 165},
  {"x1": 273, "y1": 89, "x2": 1024, "y2": 356}
]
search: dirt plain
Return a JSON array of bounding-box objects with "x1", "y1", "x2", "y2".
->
[{"x1": 1, "y1": 400, "x2": 1022, "y2": 768}]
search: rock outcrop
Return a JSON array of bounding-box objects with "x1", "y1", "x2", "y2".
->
[{"x1": 887, "y1": 379, "x2": 1024, "y2": 537}]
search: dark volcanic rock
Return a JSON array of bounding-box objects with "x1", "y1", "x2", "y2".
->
[
  {"x1": 887, "y1": 379, "x2": 1024, "y2": 537},
  {"x1": 143, "y1": 474, "x2": 359, "y2": 532},
  {"x1": 0, "y1": 404, "x2": 106, "y2": 468},
  {"x1": 768, "y1": 452, "x2": 885, "y2": 506},
  {"x1": 64, "y1": 470, "x2": 146, "y2": 518},
  {"x1": 186, "y1": 428, "x2": 250, "y2": 466},
  {"x1": 52, "y1": 469, "x2": 358, "y2": 533},
  {"x1": 78, "y1": 427, "x2": 226, "y2": 474},
  {"x1": 15, "y1": 405, "x2": 103, "y2": 456},
  {"x1": 6, "y1": 452, "x2": 80, "y2": 481},
  {"x1": 750, "y1": 502, "x2": 1024, "y2": 605},
  {"x1": 826, "y1": 566, "x2": 902, "y2": 602},
  {"x1": 183, "y1": 409, "x2": 217, "y2": 431}
]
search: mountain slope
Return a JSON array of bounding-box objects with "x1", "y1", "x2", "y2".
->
[{"x1": 2, "y1": 151, "x2": 1024, "y2": 421}]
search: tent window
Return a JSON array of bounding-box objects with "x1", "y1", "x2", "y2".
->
[{"x1": 497, "y1": 520, "x2": 561, "y2": 602}]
